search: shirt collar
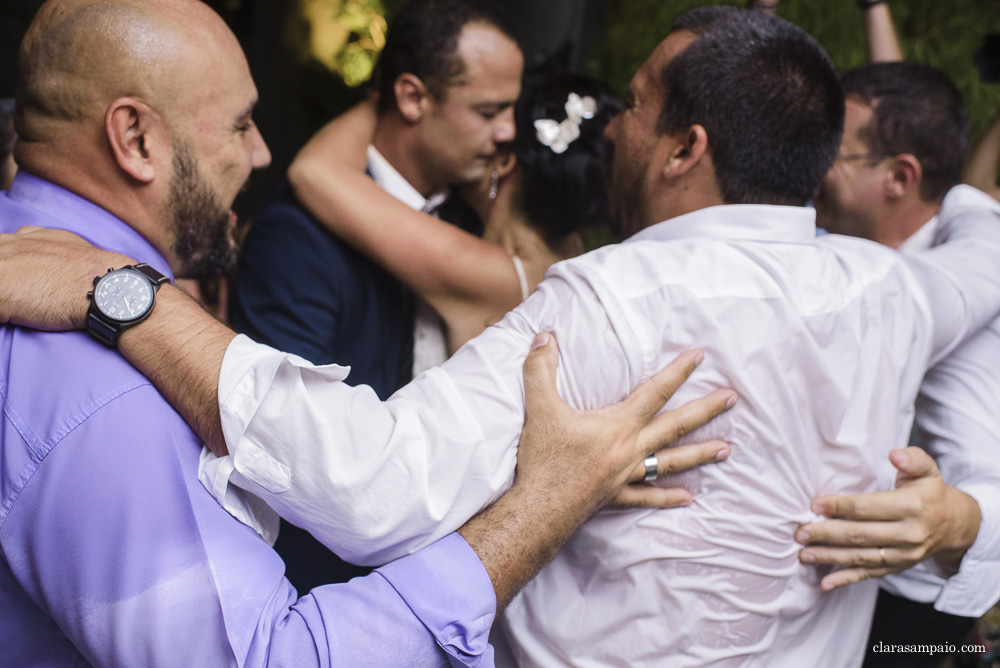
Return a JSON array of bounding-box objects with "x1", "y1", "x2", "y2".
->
[
  {"x1": 366, "y1": 145, "x2": 448, "y2": 214},
  {"x1": 626, "y1": 204, "x2": 817, "y2": 245},
  {"x1": 7, "y1": 171, "x2": 174, "y2": 279},
  {"x1": 898, "y1": 214, "x2": 939, "y2": 254}
]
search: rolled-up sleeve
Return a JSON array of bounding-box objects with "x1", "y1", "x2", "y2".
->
[
  {"x1": 934, "y1": 481, "x2": 1000, "y2": 616},
  {"x1": 216, "y1": 332, "x2": 525, "y2": 565}
]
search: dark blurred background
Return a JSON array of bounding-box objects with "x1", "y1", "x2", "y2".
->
[{"x1": 3, "y1": 0, "x2": 1000, "y2": 219}]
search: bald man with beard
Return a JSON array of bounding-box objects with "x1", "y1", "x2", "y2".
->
[{"x1": 0, "y1": 1, "x2": 733, "y2": 666}]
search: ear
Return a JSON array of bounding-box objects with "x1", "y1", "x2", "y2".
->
[
  {"x1": 659, "y1": 124, "x2": 710, "y2": 180},
  {"x1": 884, "y1": 153, "x2": 922, "y2": 200},
  {"x1": 393, "y1": 73, "x2": 432, "y2": 123},
  {"x1": 105, "y1": 97, "x2": 164, "y2": 184},
  {"x1": 495, "y1": 148, "x2": 517, "y2": 179}
]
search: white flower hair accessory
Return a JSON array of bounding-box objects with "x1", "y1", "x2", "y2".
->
[{"x1": 533, "y1": 92, "x2": 598, "y2": 154}]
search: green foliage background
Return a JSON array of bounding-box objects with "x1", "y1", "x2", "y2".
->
[{"x1": 601, "y1": 1, "x2": 1000, "y2": 142}]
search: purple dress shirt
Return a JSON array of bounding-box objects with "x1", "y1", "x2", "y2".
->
[{"x1": 0, "y1": 172, "x2": 496, "y2": 667}]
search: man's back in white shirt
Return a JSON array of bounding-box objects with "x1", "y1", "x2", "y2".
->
[
  {"x1": 489, "y1": 205, "x2": 931, "y2": 666},
  {"x1": 214, "y1": 199, "x2": 1000, "y2": 664}
]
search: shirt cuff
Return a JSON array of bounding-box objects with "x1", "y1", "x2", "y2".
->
[
  {"x1": 218, "y1": 334, "x2": 352, "y2": 494},
  {"x1": 378, "y1": 533, "x2": 496, "y2": 667},
  {"x1": 198, "y1": 447, "x2": 281, "y2": 546},
  {"x1": 934, "y1": 482, "x2": 1000, "y2": 617}
]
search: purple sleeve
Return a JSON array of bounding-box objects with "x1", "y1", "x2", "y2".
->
[
  {"x1": 1, "y1": 384, "x2": 495, "y2": 667},
  {"x1": 281, "y1": 533, "x2": 497, "y2": 667}
]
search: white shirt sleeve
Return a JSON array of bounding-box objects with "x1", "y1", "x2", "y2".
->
[
  {"x1": 914, "y1": 319, "x2": 1000, "y2": 617},
  {"x1": 935, "y1": 481, "x2": 1000, "y2": 616},
  {"x1": 883, "y1": 186, "x2": 1000, "y2": 617},
  {"x1": 212, "y1": 268, "x2": 629, "y2": 567},
  {"x1": 213, "y1": 335, "x2": 513, "y2": 566},
  {"x1": 901, "y1": 185, "x2": 1000, "y2": 365}
]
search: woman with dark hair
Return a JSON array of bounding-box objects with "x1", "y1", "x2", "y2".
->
[{"x1": 287, "y1": 69, "x2": 622, "y2": 354}]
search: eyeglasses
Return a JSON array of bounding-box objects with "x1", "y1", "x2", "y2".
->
[{"x1": 835, "y1": 153, "x2": 894, "y2": 162}]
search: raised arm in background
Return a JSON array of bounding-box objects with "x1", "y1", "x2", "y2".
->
[
  {"x1": 747, "y1": 0, "x2": 780, "y2": 18},
  {"x1": 964, "y1": 108, "x2": 1000, "y2": 201},
  {"x1": 863, "y1": 0, "x2": 904, "y2": 63},
  {"x1": 964, "y1": 35, "x2": 1000, "y2": 201}
]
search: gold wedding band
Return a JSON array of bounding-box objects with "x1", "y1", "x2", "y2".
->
[{"x1": 878, "y1": 546, "x2": 887, "y2": 568}]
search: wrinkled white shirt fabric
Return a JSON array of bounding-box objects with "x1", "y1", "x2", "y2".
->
[
  {"x1": 206, "y1": 202, "x2": 1000, "y2": 666},
  {"x1": 880, "y1": 185, "x2": 1000, "y2": 618}
]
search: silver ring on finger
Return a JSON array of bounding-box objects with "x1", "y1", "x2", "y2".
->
[
  {"x1": 643, "y1": 454, "x2": 658, "y2": 482},
  {"x1": 878, "y1": 546, "x2": 887, "y2": 568}
]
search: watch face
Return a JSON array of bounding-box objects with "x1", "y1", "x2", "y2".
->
[{"x1": 93, "y1": 269, "x2": 155, "y2": 322}]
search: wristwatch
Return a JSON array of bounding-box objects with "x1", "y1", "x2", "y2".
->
[{"x1": 86, "y1": 263, "x2": 170, "y2": 347}]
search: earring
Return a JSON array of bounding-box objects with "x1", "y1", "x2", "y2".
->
[{"x1": 488, "y1": 170, "x2": 499, "y2": 201}]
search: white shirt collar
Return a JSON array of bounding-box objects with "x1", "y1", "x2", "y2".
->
[
  {"x1": 626, "y1": 203, "x2": 817, "y2": 245},
  {"x1": 366, "y1": 145, "x2": 448, "y2": 213},
  {"x1": 898, "y1": 214, "x2": 940, "y2": 254}
]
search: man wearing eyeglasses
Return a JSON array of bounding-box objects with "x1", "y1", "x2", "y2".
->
[{"x1": 808, "y1": 61, "x2": 1000, "y2": 667}]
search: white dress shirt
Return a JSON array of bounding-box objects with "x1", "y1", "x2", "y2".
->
[
  {"x1": 880, "y1": 185, "x2": 1000, "y2": 617},
  {"x1": 207, "y1": 202, "x2": 1000, "y2": 666}
]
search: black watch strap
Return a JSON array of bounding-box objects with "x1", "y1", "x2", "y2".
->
[
  {"x1": 85, "y1": 310, "x2": 122, "y2": 347},
  {"x1": 132, "y1": 263, "x2": 170, "y2": 287}
]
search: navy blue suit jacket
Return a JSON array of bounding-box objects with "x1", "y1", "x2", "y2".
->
[{"x1": 230, "y1": 182, "x2": 412, "y2": 399}]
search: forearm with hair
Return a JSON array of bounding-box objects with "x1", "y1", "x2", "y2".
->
[
  {"x1": 457, "y1": 472, "x2": 597, "y2": 612},
  {"x1": 934, "y1": 486, "x2": 983, "y2": 573},
  {"x1": 117, "y1": 285, "x2": 235, "y2": 455}
]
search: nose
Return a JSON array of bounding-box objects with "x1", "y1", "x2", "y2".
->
[
  {"x1": 494, "y1": 107, "x2": 516, "y2": 144},
  {"x1": 250, "y1": 125, "x2": 272, "y2": 170}
]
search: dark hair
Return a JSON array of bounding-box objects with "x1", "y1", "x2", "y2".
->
[
  {"x1": 659, "y1": 7, "x2": 844, "y2": 206},
  {"x1": 374, "y1": 0, "x2": 521, "y2": 114},
  {"x1": 841, "y1": 62, "x2": 968, "y2": 203},
  {"x1": 512, "y1": 68, "x2": 622, "y2": 240}
]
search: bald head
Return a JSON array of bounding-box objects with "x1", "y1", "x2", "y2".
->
[
  {"x1": 17, "y1": 0, "x2": 237, "y2": 144},
  {"x1": 13, "y1": 0, "x2": 270, "y2": 277}
]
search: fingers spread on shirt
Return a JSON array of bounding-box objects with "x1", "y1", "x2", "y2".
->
[
  {"x1": 808, "y1": 448, "x2": 943, "y2": 522},
  {"x1": 519, "y1": 331, "x2": 578, "y2": 466},
  {"x1": 521, "y1": 332, "x2": 568, "y2": 422},
  {"x1": 806, "y1": 486, "x2": 923, "y2": 523},
  {"x1": 618, "y1": 349, "x2": 705, "y2": 424},
  {"x1": 817, "y1": 564, "x2": 898, "y2": 592},
  {"x1": 796, "y1": 518, "x2": 914, "y2": 548},
  {"x1": 614, "y1": 438, "x2": 730, "y2": 506},
  {"x1": 626, "y1": 439, "x2": 731, "y2": 485},
  {"x1": 611, "y1": 484, "x2": 694, "y2": 510},
  {"x1": 636, "y1": 388, "x2": 737, "y2": 456}
]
